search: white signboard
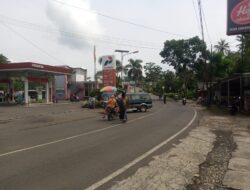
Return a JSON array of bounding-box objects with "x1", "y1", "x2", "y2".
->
[{"x1": 100, "y1": 55, "x2": 116, "y2": 70}]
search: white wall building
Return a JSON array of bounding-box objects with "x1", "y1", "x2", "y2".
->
[{"x1": 71, "y1": 68, "x2": 87, "y2": 82}]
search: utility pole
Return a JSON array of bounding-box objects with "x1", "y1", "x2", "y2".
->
[
  {"x1": 198, "y1": 0, "x2": 210, "y2": 105},
  {"x1": 198, "y1": 0, "x2": 204, "y2": 41},
  {"x1": 114, "y1": 50, "x2": 139, "y2": 80},
  {"x1": 114, "y1": 50, "x2": 129, "y2": 80}
]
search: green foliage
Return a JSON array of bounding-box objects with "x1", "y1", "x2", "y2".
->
[
  {"x1": 125, "y1": 59, "x2": 143, "y2": 82},
  {"x1": 37, "y1": 99, "x2": 45, "y2": 103},
  {"x1": 81, "y1": 100, "x2": 102, "y2": 108},
  {"x1": 14, "y1": 80, "x2": 24, "y2": 91},
  {"x1": 165, "y1": 92, "x2": 177, "y2": 99},
  {"x1": 144, "y1": 62, "x2": 163, "y2": 83},
  {"x1": 116, "y1": 60, "x2": 123, "y2": 75},
  {"x1": 214, "y1": 39, "x2": 230, "y2": 55},
  {"x1": 160, "y1": 36, "x2": 209, "y2": 96},
  {"x1": 186, "y1": 89, "x2": 197, "y2": 99},
  {"x1": 0, "y1": 84, "x2": 7, "y2": 91},
  {"x1": 89, "y1": 89, "x2": 101, "y2": 98},
  {"x1": 160, "y1": 36, "x2": 208, "y2": 72},
  {"x1": 0, "y1": 54, "x2": 9, "y2": 64}
]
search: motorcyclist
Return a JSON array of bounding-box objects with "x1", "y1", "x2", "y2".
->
[
  {"x1": 103, "y1": 95, "x2": 117, "y2": 119},
  {"x1": 182, "y1": 97, "x2": 186, "y2": 105}
]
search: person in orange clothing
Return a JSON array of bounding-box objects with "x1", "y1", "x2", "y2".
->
[{"x1": 103, "y1": 95, "x2": 118, "y2": 118}]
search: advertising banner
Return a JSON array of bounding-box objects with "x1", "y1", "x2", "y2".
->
[
  {"x1": 103, "y1": 69, "x2": 116, "y2": 86},
  {"x1": 227, "y1": 0, "x2": 250, "y2": 35},
  {"x1": 100, "y1": 55, "x2": 116, "y2": 70}
]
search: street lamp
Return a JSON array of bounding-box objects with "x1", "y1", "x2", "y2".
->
[{"x1": 114, "y1": 50, "x2": 139, "y2": 80}]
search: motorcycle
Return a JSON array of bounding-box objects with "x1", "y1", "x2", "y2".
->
[
  {"x1": 106, "y1": 107, "x2": 118, "y2": 121},
  {"x1": 229, "y1": 97, "x2": 241, "y2": 115},
  {"x1": 182, "y1": 98, "x2": 186, "y2": 105},
  {"x1": 70, "y1": 94, "x2": 79, "y2": 102}
]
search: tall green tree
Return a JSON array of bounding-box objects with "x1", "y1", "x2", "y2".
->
[
  {"x1": 0, "y1": 54, "x2": 10, "y2": 64},
  {"x1": 214, "y1": 39, "x2": 230, "y2": 55},
  {"x1": 160, "y1": 36, "x2": 207, "y2": 73},
  {"x1": 144, "y1": 62, "x2": 162, "y2": 84},
  {"x1": 160, "y1": 36, "x2": 208, "y2": 94},
  {"x1": 236, "y1": 34, "x2": 250, "y2": 72},
  {"x1": 115, "y1": 60, "x2": 122, "y2": 74},
  {"x1": 125, "y1": 59, "x2": 143, "y2": 82}
]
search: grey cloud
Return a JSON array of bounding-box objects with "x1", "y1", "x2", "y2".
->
[{"x1": 46, "y1": 0, "x2": 102, "y2": 49}]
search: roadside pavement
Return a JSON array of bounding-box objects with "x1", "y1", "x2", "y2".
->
[
  {"x1": 0, "y1": 102, "x2": 102, "y2": 129},
  {"x1": 108, "y1": 103, "x2": 250, "y2": 190}
]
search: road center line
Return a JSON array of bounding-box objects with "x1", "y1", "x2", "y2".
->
[
  {"x1": 0, "y1": 112, "x2": 155, "y2": 157},
  {"x1": 85, "y1": 109, "x2": 197, "y2": 190}
]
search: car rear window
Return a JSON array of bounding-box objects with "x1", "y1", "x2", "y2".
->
[{"x1": 131, "y1": 94, "x2": 151, "y2": 101}]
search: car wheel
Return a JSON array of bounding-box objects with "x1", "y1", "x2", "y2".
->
[{"x1": 140, "y1": 105, "x2": 147, "y2": 112}]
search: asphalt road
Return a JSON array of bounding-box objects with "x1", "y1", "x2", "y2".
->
[{"x1": 0, "y1": 100, "x2": 196, "y2": 190}]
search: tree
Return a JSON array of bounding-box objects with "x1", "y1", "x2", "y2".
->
[
  {"x1": 144, "y1": 62, "x2": 162, "y2": 83},
  {"x1": 160, "y1": 36, "x2": 208, "y2": 95},
  {"x1": 115, "y1": 60, "x2": 123, "y2": 75},
  {"x1": 236, "y1": 34, "x2": 250, "y2": 72},
  {"x1": 124, "y1": 59, "x2": 143, "y2": 82},
  {"x1": 160, "y1": 36, "x2": 207, "y2": 72},
  {"x1": 214, "y1": 39, "x2": 230, "y2": 55},
  {"x1": 0, "y1": 54, "x2": 10, "y2": 64},
  {"x1": 95, "y1": 70, "x2": 103, "y2": 81}
]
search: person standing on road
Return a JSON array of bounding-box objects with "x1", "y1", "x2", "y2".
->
[
  {"x1": 122, "y1": 92, "x2": 128, "y2": 121},
  {"x1": 120, "y1": 92, "x2": 128, "y2": 122},
  {"x1": 163, "y1": 94, "x2": 167, "y2": 104}
]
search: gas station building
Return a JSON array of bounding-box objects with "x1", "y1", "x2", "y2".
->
[{"x1": 0, "y1": 62, "x2": 72, "y2": 104}]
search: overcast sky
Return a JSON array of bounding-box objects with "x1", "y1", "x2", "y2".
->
[{"x1": 0, "y1": 0, "x2": 238, "y2": 79}]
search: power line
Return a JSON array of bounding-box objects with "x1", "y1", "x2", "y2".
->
[
  {"x1": 0, "y1": 22, "x2": 65, "y2": 65},
  {"x1": 52, "y1": 0, "x2": 189, "y2": 38},
  {"x1": 0, "y1": 15, "x2": 162, "y2": 50},
  {"x1": 201, "y1": 3, "x2": 212, "y2": 46},
  {"x1": 191, "y1": 0, "x2": 201, "y2": 37}
]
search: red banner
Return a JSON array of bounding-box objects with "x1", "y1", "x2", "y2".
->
[
  {"x1": 27, "y1": 76, "x2": 48, "y2": 83},
  {"x1": 103, "y1": 69, "x2": 116, "y2": 86}
]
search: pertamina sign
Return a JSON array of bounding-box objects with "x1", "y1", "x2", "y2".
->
[
  {"x1": 227, "y1": 0, "x2": 250, "y2": 35},
  {"x1": 100, "y1": 55, "x2": 116, "y2": 70},
  {"x1": 100, "y1": 55, "x2": 116, "y2": 86}
]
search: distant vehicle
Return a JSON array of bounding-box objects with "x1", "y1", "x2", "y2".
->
[
  {"x1": 182, "y1": 98, "x2": 186, "y2": 105},
  {"x1": 126, "y1": 93, "x2": 152, "y2": 112},
  {"x1": 70, "y1": 94, "x2": 79, "y2": 102}
]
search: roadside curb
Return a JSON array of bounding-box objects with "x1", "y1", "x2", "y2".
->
[{"x1": 108, "y1": 105, "x2": 250, "y2": 190}]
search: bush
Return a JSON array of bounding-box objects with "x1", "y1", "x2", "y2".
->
[
  {"x1": 166, "y1": 93, "x2": 179, "y2": 100},
  {"x1": 186, "y1": 90, "x2": 197, "y2": 99},
  {"x1": 81, "y1": 100, "x2": 103, "y2": 108}
]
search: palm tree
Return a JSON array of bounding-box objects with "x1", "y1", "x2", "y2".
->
[
  {"x1": 115, "y1": 60, "x2": 123, "y2": 76},
  {"x1": 214, "y1": 39, "x2": 230, "y2": 55},
  {"x1": 95, "y1": 70, "x2": 103, "y2": 82},
  {"x1": 125, "y1": 59, "x2": 143, "y2": 82}
]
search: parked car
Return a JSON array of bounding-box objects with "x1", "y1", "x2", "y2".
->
[{"x1": 126, "y1": 93, "x2": 152, "y2": 112}]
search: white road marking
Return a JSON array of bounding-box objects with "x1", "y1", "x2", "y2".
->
[
  {"x1": 0, "y1": 112, "x2": 155, "y2": 157},
  {"x1": 85, "y1": 110, "x2": 197, "y2": 190}
]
